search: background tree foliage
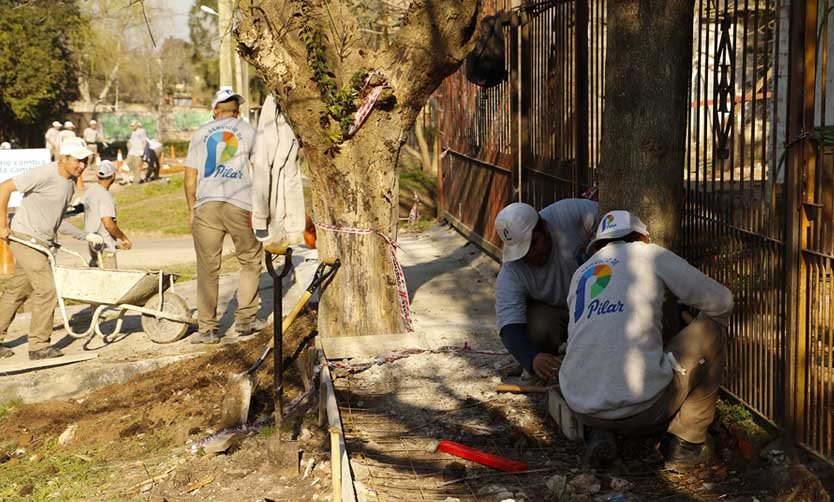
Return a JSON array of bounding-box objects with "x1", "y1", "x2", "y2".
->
[{"x1": 0, "y1": 0, "x2": 84, "y2": 146}]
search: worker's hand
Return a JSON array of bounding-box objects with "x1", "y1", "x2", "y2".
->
[
  {"x1": 0, "y1": 226, "x2": 9, "y2": 241},
  {"x1": 532, "y1": 353, "x2": 562, "y2": 381},
  {"x1": 84, "y1": 233, "x2": 104, "y2": 245},
  {"x1": 118, "y1": 239, "x2": 132, "y2": 250}
]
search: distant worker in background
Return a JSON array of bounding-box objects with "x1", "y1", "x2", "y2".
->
[
  {"x1": 143, "y1": 139, "x2": 163, "y2": 182},
  {"x1": 45, "y1": 121, "x2": 61, "y2": 160},
  {"x1": 126, "y1": 120, "x2": 148, "y2": 184},
  {"x1": 58, "y1": 121, "x2": 77, "y2": 149},
  {"x1": 184, "y1": 87, "x2": 263, "y2": 344},
  {"x1": 82, "y1": 120, "x2": 108, "y2": 155}
]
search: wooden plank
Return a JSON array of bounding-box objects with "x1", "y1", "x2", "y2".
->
[
  {"x1": 317, "y1": 346, "x2": 356, "y2": 502},
  {"x1": 319, "y1": 331, "x2": 495, "y2": 360},
  {"x1": 0, "y1": 353, "x2": 99, "y2": 375}
]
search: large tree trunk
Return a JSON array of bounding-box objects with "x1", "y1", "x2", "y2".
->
[
  {"x1": 237, "y1": 0, "x2": 481, "y2": 337},
  {"x1": 598, "y1": 0, "x2": 693, "y2": 251}
]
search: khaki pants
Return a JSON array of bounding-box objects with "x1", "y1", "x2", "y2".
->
[
  {"x1": 192, "y1": 201, "x2": 263, "y2": 334},
  {"x1": 0, "y1": 238, "x2": 58, "y2": 351},
  {"x1": 126, "y1": 155, "x2": 143, "y2": 183},
  {"x1": 579, "y1": 317, "x2": 726, "y2": 444},
  {"x1": 527, "y1": 300, "x2": 569, "y2": 354}
]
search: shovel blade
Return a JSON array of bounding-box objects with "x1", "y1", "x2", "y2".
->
[{"x1": 218, "y1": 372, "x2": 253, "y2": 430}]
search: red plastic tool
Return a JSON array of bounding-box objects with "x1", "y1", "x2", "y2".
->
[{"x1": 436, "y1": 440, "x2": 528, "y2": 472}]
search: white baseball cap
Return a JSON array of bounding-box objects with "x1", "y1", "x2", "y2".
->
[
  {"x1": 97, "y1": 160, "x2": 116, "y2": 178},
  {"x1": 52, "y1": 121, "x2": 61, "y2": 127},
  {"x1": 211, "y1": 86, "x2": 245, "y2": 109},
  {"x1": 495, "y1": 203, "x2": 539, "y2": 263},
  {"x1": 89, "y1": 119, "x2": 97, "y2": 125},
  {"x1": 59, "y1": 138, "x2": 92, "y2": 159},
  {"x1": 130, "y1": 119, "x2": 141, "y2": 127},
  {"x1": 64, "y1": 121, "x2": 75, "y2": 129},
  {"x1": 587, "y1": 210, "x2": 649, "y2": 253},
  {"x1": 0, "y1": 142, "x2": 10, "y2": 150}
]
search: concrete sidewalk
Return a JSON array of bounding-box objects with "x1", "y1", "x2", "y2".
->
[
  {"x1": 0, "y1": 224, "x2": 500, "y2": 403},
  {"x1": 55, "y1": 236, "x2": 234, "y2": 269}
]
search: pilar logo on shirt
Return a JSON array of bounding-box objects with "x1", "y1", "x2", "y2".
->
[
  {"x1": 601, "y1": 214, "x2": 616, "y2": 232},
  {"x1": 204, "y1": 129, "x2": 243, "y2": 179},
  {"x1": 573, "y1": 262, "x2": 624, "y2": 322}
]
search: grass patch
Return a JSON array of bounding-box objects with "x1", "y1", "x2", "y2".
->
[
  {"x1": 164, "y1": 252, "x2": 242, "y2": 283},
  {"x1": 259, "y1": 425, "x2": 276, "y2": 438},
  {"x1": 113, "y1": 175, "x2": 189, "y2": 237},
  {"x1": 0, "y1": 398, "x2": 22, "y2": 423},
  {"x1": 0, "y1": 445, "x2": 105, "y2": 501},
  {"x1": 716, "y1": 398, "x2": 772, "y2": 447}
]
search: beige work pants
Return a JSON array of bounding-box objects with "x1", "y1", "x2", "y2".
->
[
  {"x1": 579, "y1": 317, "x2": 726, "y2": 444},
  {"x1": 192, "y1": 202, "x2": 263, "y2": 334},
  {"x1": 126, "y1": 155, "x2": 143, "y2": 183},
  {"x1": 0, "y1": 237, "x2": 58, "y2": 351}
]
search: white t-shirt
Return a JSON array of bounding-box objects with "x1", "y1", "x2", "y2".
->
[
  {"x1": 128, "y1": 128, "x2": 148, "y2": 157},
  {"x1": 45, "y1": 127, "x2": 60, "y2": 150},
  {"x1": 184, "y1": 117, "x2": 257, "y2": 212},
  {"x1": 58, "y1": 130, "x2": 76, "y2": 148},
  {"x1": 560, "y1": 241, "x2": 734, "y2": 419},
  {"x1": 495, "y1": 199, "x2": 598, "y2": 329}
]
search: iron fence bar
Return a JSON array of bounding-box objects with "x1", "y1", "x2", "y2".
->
[{"x1": 444, "y1": 148, "x2": 514, "y2": 174}]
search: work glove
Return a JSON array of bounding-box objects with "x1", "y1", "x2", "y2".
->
[{"x1": 84, "y1": 233, "x2": 104, "y2": 246}]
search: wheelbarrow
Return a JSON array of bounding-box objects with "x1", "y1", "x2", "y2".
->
[{"x1": 9, "y1": 235, "x2": 194, "y2": 344}]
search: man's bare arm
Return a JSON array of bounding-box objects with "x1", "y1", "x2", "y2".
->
[{"x1": 0, "y1": 179, "x2": 18, "y2": 240}]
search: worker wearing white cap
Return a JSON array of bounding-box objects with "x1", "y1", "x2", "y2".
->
[
  {"x1": 58, "y1": 120, "x2": 77, "y2": 151},
  {"x1": 82, "y1": 119, "x2": 108, "y2": 155},
  {"x1": 559, "y1": 210, "x2": 733, "y2": 471},
  {"x1": 45, "y1": 121, "x2": 62, "y2": 160},
  {"x1": 0, "y1": 138, "x2": 99, "y2": 360},
  {"x1": 126, "y1": 119, "x2": 148, "y2": 184},
  {"x1": 59, "y1": 161, "x2": 131, "y2": 269},
  {"x1": 494, "y1": 199, "x2": 598, "y2": 382},
  {"x1": 184, "y1": 86, "x2": 262, "y2": 344}
]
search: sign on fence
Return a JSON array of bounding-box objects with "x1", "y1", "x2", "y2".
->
[{"x1": 0, "y1": 148, "x2": 51, "y2": 208}]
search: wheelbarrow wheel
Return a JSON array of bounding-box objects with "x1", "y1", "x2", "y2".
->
[{"x1": 142, "y1": 292, "x2": 190, "y2": 344}]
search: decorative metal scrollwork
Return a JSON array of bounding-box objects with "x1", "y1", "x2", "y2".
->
[{"x1": 713, "y1": 16, "x2": 735, "y2": 160}]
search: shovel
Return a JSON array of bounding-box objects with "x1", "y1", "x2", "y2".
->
[{"x1": 219, "y1": 253, "x2": 340, "y2": 430}]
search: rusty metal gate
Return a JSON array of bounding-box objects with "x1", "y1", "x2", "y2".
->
[{"x1": 436, "y1": 0, "x2": 834, "y2": 463}]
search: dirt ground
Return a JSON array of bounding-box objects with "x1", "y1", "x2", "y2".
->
[
  {"x1": 0, "y1": 312, "x2": 332, "y2": 501},
  {"x1": 331, "y1": 347, "x2": 831, "y2": 502}
]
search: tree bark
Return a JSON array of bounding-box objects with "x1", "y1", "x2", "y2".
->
[
  {"x1": 598, "y1": 0, "x2": 693, "y2": 252},
  {"x1": 237, "y1": 0, "x2": 481, "y2": 337}
]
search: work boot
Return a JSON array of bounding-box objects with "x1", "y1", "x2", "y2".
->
[
  {"x1": 190, "y1": 331, "x2": 221, "y2": 345},
  {"x1": 0, "y1": 345, "x2": 13, "y2": 358},
  {"x1": 659, "y1": 433, "x2": 706, "y2": 472},
  {"x1": 233, "y1": 318, "x2": 267, "y2": 337},
  {"x1": 583, "y1": 428, "x2": 618, "y2": 467},
  {"x1": 29, "y1": 347, "x2": 64, "y2": 360}
]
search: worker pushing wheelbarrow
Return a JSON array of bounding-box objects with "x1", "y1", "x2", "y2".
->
[{"x1": 9, "y1": 235, "x2": 194, "y2": 344}]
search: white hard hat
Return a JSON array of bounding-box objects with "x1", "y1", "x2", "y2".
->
[
  {"x1": 211, "y1": 86, "x2": 245, "y2": 109},
  {"x1": 97, "y1": 160, "x2": 116, "y2": 178},
  {"x1": 64, "y1": 121, "x2": 75, "y2": 129},
  {"x1": 52, "y1": 121, "x2": 61, "y2": 127},
  {"x1": 0, "y1": 142, "x2": 10, "y2": 150},
  {"x1": 89, "y1": 119, "x2": 97, "y2": 125},
  {"x1": 130, "y1": 119, "x2": 141, "y2": 127},
  {"x1": 587, "y1": 210, "x2": 649, "y2": 253},
  {"x1": 59, "y1": 138, "x2": 91, "y2": 159},
  {"x1": 495, "y1": 203, "x2": 539, "y2": 263}
]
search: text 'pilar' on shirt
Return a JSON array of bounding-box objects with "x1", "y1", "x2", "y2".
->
[
  {"x1": 184, "y1": 117, "x2": 256, "y2": 212},
  {"x1": 495, "y1": 198, "x2": 598, "y2": 330},
  {"x1": 559, "y1": 241, "x2": 734, "y2": 419}
]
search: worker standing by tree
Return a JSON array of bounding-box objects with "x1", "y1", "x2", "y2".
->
[
  {"x1": 183, "y1": 87, "x2": 263, "y2": 344},
  {"x1": 494, "y1": 200, "x2": 598, "y2": 380},
  {"x1": 0, "y1": 138, "x2": 100, "y2": 360},
  {"x1": 559, "y1": 210, "x2": 733, "y2": 471}
]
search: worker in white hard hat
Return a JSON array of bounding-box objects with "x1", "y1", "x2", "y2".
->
[
  {"x1": 494, "y1": 199, "x2": 598, "y2": 382},
  {"x1": 559, "y1": 210, "x2": 733, "y2": 472},
  {"x1": 126, "y1": 119, "x2": 149, "y2": 184},
  {"x1": 45, "y1": 121, "x2": 62, "y2": 160},
  {"x1": 82, "y1": 119, "x2": 108, "y2": 155},
  {"x1": 0, "y1": 138, "x2": 100, "y2": 360}
]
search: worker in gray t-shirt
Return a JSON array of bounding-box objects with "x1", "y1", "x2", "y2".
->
[
  {"x1": 59, "y1": 161, "x2": 132, "y2": 268},
  {"x1": 0, "y1": 138, "x2": 99, "y2": 360},
  {"x1": 494, "y1": 199, "x2": 598, "y2": 381}
]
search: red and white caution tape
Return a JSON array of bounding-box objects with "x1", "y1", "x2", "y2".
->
[
  {"x1": 314, "y1": 221, "x2": 413, "y2": 331},
  {"x1": 348, "y1": 85, "x2": 384, "y2": 137}
]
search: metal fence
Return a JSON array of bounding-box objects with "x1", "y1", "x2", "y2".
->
[{"x1": 436, "y1": 0, "x2": 834, "y2": 463}]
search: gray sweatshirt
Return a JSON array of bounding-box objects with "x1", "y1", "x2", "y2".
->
[{"x1": 559, "y1": 241, "x2": 734, "y2": 419}]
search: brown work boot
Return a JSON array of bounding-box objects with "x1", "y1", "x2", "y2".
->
[
  {"x1": 0, "y1": 345, "x2": 13, "y2": 358},
  {"x1": 659, "y1": 433, "x2": 706, "y2": 472},
  {"x1": 233, "y1": 318, "x2": 267, "y2": 337},
  {"x1": 190, "y1": 331, "x2": 221, "y2": 344},
  {"x1": 29, "y1": 347, "x2": 64, "y2": 360}
]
